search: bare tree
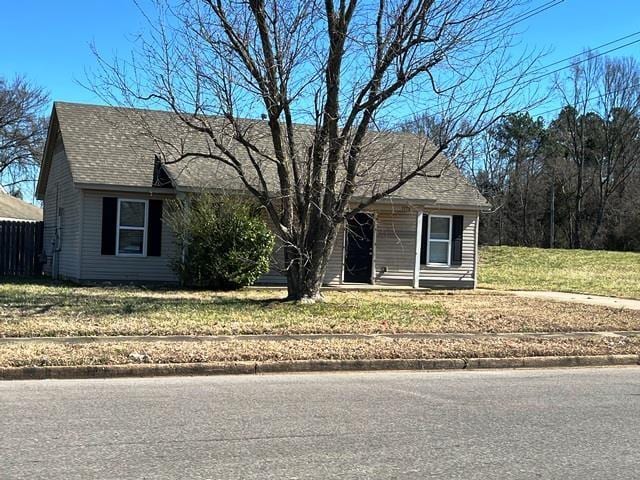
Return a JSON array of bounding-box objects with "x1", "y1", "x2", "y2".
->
[
  {"x1": 553, "y1": 55, "x2": 599, "y2": 248},
  {"x1": 0, "y1": 76, "x2": 48, "y2": 198},
  {"x1": 90, "y1": 0, "x2": 539, "y2": 301},
  {"x1": 590, "y1": 57, "x2": 640, "y2": 243},
  {"x1": 494, "y1": 113, "x2": 546, "y2": 246},
  {"x1": 463, "y1": 129, "x2": 511, "y2": 245},
  {"x1": 554, "y1": 53, "x2": 640, "y2": 248},
  {"x1": 458, "y1": 113, "x2": 547, "y2": 247}
]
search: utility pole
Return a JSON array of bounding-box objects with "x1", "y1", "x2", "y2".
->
[{"x1": 549, "y1": 156, "x2": 556, "y2": 249}]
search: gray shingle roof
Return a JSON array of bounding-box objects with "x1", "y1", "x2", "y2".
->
[
  {"x1": 45, "y1": 101, "x2": 488, "y2": 208},
  {"x1": 0, "y1": 192, "x2": 42, "y2": 221}
]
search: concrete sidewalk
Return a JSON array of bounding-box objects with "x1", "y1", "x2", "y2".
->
[{"x1": 510, "y1": 290, "x2": 640, "y2": 310}]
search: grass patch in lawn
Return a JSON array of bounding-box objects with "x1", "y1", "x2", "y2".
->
[
  {"x1": 0, "y1": 281, "x2": 448, "y2": 337},
  {"x1": 479, "y1": 246, "x2": 640, "y2": 299},
  {"x1": 1, "y1": 280, "x2": 639, "y2": 337},
  {"x1": 1, "y1": 336, "x2": 638, "y2": 368}
]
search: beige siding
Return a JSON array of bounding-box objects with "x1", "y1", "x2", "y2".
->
[
  {"x1": 371, "y1": 209, "x2": 417, "y2": 285},
  {"x1": 255, "y1": 212, "x2": 287, "y2": 285},
  {"x1": 257, "y1": 224, "x2": 344, "y2": 285},
  {"x1": 42, "y1": 138, "x2": 81, "y2": 280},
  {"x1": 419, "y1": 210, "x2": 477, "y2": 286},
  {"x1": 259, "y1": 237, "x2": 287, "y2": 285},
  {"x1": 79, "y1": 190, "x2": 178, "y2": 282},
  {"x1": 337, "y1": 205, "x2": 477, "y2": 288},
  {"x1": 41, "y1": 166, "x2": 477, "y2": 288},
  {"x1": 258, "y1": 205, "x2": 478, "y2": 288},
  {"x1": 324, "y1": 224, "x2": 344, "y2": 284}
]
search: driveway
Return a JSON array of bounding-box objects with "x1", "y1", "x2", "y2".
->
[
  {"x1": 510, "y1": 290, "x2": 640, "y2": 310},
  {"x1": 1, "y1": 368, "x2": 639, "y2": 479}
]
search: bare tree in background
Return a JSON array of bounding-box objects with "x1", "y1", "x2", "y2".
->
[
  {"x1": 590, "y1": 58, "x2": 640, "y2": 243},
  {"x1": 458, "y1": 113, "x2": 548, "y2": 247},
  {"x1": 90, "y1": 0, "x2": 539, "y2": 301},
  {"x1": 554, "y1": 54, "x2": 640, "y2": 248},
  {"x1": 0, "y1": 77, "x2": 48, "y2": 199},
  {"x1": 460, "y1": 129, "x2": 511, "y2": 245}
]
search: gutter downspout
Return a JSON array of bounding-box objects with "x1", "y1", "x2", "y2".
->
[{"x1": 52, "y1": 185, "x2": 62, "y2": 280}]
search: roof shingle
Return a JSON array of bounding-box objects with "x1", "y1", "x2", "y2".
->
[{"x1": 47, "y1": 102, "x2": 488, "y2": 209}]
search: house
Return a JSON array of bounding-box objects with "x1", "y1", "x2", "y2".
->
[
  {"x1": 0, "y1": 189, "x2": 43, "y2": 222},
  {"x1": 36, "y1": 102, "x2": 489, "y2": 287}
]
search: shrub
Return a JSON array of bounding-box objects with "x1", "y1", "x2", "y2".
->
[{"x1": 166, "y1": 194, "x2": 275, "y2": 289}]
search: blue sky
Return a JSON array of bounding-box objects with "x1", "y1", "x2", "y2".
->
[
  {"x1": 2, "y1": 1, "x2": 639, "y2": 203},
  {"x1": 2, "y1": 1, "x2": 640, "y2": 115}
]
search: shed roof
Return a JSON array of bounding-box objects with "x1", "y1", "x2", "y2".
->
[{"x1": 0, "y1": 192, "x2": 42, "y2": 221}]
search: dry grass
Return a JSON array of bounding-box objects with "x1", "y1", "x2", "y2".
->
[
  {"x1": 479, "y1": 246, "x2": 640, "y2": 299},
  {"x1": 1, "y1": 336, "x2": 638, "y2": 367},
  {"x1": 1, "y1": 280, "x2": 639, "y2": 338}
]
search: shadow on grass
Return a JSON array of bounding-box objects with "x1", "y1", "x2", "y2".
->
[
  {"x1": 0, "y1": 277, "x2": 301, "y2": 320},
  {"x1": 0, "y1": 276, "x2": 72, "y2": 287},
  {"x1": 0, "y1": 277, "x2": 445, "y2": 330}
]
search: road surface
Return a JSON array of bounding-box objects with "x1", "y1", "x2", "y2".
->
[{"x1": 1, "y1": 367, "x2": 639, "y2": 479}]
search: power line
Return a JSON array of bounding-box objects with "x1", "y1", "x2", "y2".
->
[
  {"x1": 494, "y1": 29, "x2": 640, "y2": 90},
  {"x1": 532, "y1": 80, "x2": 640, "y2": 119},
  {"x1": 394, "y1": 31, "x2": 640, "y2": 123},
  {"x1": 384, "y1": 0, "x2": 567, "y2": 122},
  {"x1": 526, "y1": 29, "x2": 640, "y2": 77},
  {"x1": 486, "y1": 0, "x2": 565, "y2": 37},
  {"x1": 522, "y1": 37, "x2": 640, "y2": 85}
]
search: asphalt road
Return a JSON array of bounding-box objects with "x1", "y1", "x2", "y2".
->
[{"x1": 1, "y1": 368, "x2": 639, "y2": 479}]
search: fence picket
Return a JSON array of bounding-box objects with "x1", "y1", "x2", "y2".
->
[{"x1": 0, "y1": 221, "x2": 44, "y2": 276}]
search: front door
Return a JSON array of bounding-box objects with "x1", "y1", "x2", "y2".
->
[{"x1": 344, "y1": 213, "x2": 374, "y2": 283}]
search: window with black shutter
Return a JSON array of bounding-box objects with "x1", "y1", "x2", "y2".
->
[
  {"x1": 420, "y1": 214, "x2": 455, "y2": 266},
  {"x1": 116, "y1": 199, "x2": 147, "y2": 256},
  {"x1": 101, "y1": 197, "x2": 161, "y2": 257}
]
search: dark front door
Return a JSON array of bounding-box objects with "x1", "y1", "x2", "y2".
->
[{"x1": 344, "y1": 213, "x2": 374, "y2": 283}]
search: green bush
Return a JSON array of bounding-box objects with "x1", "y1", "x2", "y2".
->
[{"x1": 166, "y1": 194, "x2": 275, "y2": 290}]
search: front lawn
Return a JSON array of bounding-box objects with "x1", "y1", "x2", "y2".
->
[
  {"x1": 1, "y1": 279, "x2": 639, "y2": 338},
  {"x1": 479, "y1": 246, "x2": 640, "y2": 299}
]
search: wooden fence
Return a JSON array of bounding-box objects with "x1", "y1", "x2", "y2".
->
[{"x1": 0, "y1": 221, "x2": 44, "y2": 276}]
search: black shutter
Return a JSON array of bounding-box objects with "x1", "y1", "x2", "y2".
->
[
  {"x1": 419, "y1": 214, "x2": 428, "y2": 265},
  {"x1": 101, "y1": 197, "x2": 118, "y2": 255},
  {"x1": 451, "y1": 215, "x2": 464, "y2": 265},
  {"x1": 147, "y1": 199, "x2": 163, "y2": 256}
]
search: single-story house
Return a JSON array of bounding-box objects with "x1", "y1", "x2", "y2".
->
[
  {"x1": 36, "y1": 102, "x2": 489, "y2": 288},
  {"x1": 0, "y1": 189, "x2": 43, "y2": 222}
]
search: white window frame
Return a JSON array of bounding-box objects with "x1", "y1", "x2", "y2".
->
[
  {"x1": 116, "y1": 198, "x2": 148, "y2": 257},
  {"x1": 426, "y1": 214, "x2": 452, "y2": 267}
]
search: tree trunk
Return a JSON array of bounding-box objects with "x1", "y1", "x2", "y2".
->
[
  {"x1": 285, "y1": 260, "x2": 325, "y2": 302},
  {"x1": 590, "y1": 198, "x2": 607, "y2": 248},
  {"x1": 572, "y1": 163, "x2": 584, "y2": 249},
  {"x1": 284, "y1": 222, "x2": 339, "y2": 302}
]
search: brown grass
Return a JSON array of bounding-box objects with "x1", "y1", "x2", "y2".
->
[
  {"x1": 1, "y1": 281, "x2": 639, "y2": 337},
  {"x1": 1, "y1": 336, "x2": 638, "y2": 368}
]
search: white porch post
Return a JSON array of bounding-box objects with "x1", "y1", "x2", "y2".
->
[
  {"x1": 413, "y1": 211, "x2": 423, "y2": 288},
  {"x1": 473, "y1": 212, "x2": 480, "y2": 288}
]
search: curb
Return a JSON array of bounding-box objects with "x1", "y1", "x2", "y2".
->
[{"x1": 0, "y1": 354, "x2": 638, "y2": 381}]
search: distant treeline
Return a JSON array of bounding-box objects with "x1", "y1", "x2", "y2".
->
[{"x1": 463, "y1": 55, "x2": 640, "y2": 251}]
